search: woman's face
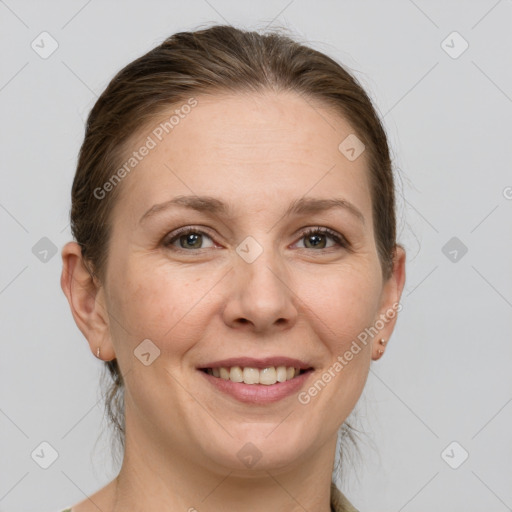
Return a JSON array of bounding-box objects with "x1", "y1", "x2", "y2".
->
[{"x1": 91, "y1": 91, "x2": 404, "y2": 474}]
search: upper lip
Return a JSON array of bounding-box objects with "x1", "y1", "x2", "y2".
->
[{"x1": 198, "y1": 357, "x2": 313, "y2": 370}]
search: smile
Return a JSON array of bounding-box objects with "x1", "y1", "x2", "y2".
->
[{"x1": 201, "y1": 366, "x2": 306, "y2": 385}]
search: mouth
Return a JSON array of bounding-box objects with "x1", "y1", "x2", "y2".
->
[
  {"x1": 197, "y1": 357, "x2": 314, "y2": 403},
  {"x1": 198, "y1": 362, "x2": 314, "y2": 404},
  {"x1": 199, "y1": 365, "x2": 312, "y2": 385}
]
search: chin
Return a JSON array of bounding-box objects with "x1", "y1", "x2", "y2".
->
[{"x1": 197, "y1": 424, "x2": 317, "y2": 473}]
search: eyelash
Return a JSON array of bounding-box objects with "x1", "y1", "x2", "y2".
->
[{"x1": 163, "y1": 226, "x2": 350, "y2": 252}]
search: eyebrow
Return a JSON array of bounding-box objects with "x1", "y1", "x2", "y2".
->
[{"x1": 139, "y1": 195, "x2": 365, "y2": 225}]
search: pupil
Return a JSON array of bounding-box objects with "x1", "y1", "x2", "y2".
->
[
  {"x1": 182, "y1": 233, "x2": 201, "y2": 248},
  {"x1": 307, "y1": 234, "x2": 325, "y2": 248}
]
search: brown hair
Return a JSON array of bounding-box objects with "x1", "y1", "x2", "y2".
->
[{"x1": 70, "y1": 24, "x2": 397, "y2": 476}]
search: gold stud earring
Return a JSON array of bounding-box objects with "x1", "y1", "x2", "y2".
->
[
  {"x1": 379, "y1": 338, "x2": 387, "y2": 346},
  {"x1": 96, "y1": 346, "x2": 101, "y2": 358},
  {"x1": 377, "y1": 349, "x2": 384, "y2": 356}
]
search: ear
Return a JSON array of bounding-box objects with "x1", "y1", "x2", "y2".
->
[
  {"x1": 372, "y1": 245, "x2": 406, "y2": 360},
  {"x1": 60, "y1": 241, "x2": 116, "y2": 361}
]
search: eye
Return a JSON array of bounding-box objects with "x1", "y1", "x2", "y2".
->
[
  {"x1": 163, "y1": 226, "x2": 350, "y2": 252},
  {"x1": 294, "y1": 227, "x2": 349, "y2": 250},
  {"x1": 163, "y1": 227, "x2": 216, "y2": 250}
]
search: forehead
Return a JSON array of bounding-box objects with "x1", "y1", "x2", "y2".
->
[{"x1": 115, "y1": 90, "x2": 372, "y2": 222}]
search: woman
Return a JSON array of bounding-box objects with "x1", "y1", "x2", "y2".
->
[{"x1": 59, "y1": 24, "x2": 406, "y2": 512}]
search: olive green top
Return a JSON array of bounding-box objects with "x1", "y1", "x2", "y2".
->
[
  {"x1": 58, "y1": 483, "x2": 358, "y2": 512},
  {"x1": 330, "y1": 482, "x2": 360, "y2": 512}
]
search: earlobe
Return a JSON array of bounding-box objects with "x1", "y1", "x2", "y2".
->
[{"x1": 60, "y1": 241, "x2": 116, "y2": 360}]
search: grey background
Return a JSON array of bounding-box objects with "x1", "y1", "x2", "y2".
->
[{"x1": 1, "y1": 0, "x2": 511, "y2": 511}]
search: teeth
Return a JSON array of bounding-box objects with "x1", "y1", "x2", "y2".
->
[
  {"x1": 229, "y1": 366, "x2": 243, "y2": 383},
  {"x1": 259, "y1": 367, "x2": 277, "y2": 385},
  {"x1": 206, "y1": 365, "x2": 301, "y2": 385},
  {"x1": 243, "y1": 367, "x2": 259, "y2": 384},
  {"x1": 276, "y1": 366, "x2": 287, "y2": 382}
]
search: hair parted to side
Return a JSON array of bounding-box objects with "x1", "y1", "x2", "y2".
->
[{"x1": 70, "y1": 23, "x2": 396, "y2": 478}]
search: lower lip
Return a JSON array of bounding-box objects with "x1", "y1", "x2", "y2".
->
[{"x1": 198, "y1": 369, "x2": 313, "y2": 404}]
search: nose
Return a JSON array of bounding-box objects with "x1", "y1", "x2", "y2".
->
[{"x1": 221, "y1": 244, "x2": 298, "y2": 334}]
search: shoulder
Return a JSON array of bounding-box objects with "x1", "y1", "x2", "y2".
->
[{"x1": 330, "y1": 481, "x2": 360, "y2": 512}]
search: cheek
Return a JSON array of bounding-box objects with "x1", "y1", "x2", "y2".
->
[
  {"x1": 300, "y1": 264, "x2": 382, "y2": 354},
  {"x1": 107, "y1": 259, "x2": 215, "y2": 359}
]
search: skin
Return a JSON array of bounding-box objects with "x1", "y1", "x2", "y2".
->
[{"x1": 61, "y1": 90, "x2": 406, "y2": 512}]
